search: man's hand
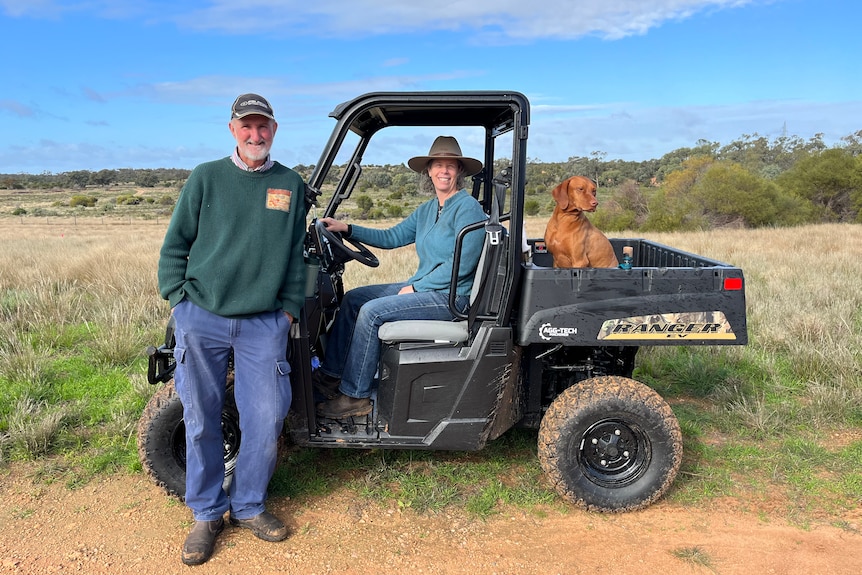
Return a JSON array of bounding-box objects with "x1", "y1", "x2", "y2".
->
[{"x1": 397, "y1": 285, "x2": 414, "y2": 295}]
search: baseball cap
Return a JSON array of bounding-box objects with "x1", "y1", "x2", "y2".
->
[{"x1": 231, "y1": 93, "x2": 275, "y2": 120}]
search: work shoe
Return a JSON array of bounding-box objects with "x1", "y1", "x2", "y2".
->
[
  {"x1": 182, "y1": 517, "x2": 224, "y2": 566},
  {"x1": 229, "y1": 511, "x2": 289, "y2": 542},
  {"x1": 316, "y1": 393, "x2": 372, "y2": 418},
  {"x1": 312, "y1": 370, "x2": 342, "y2": 400}
]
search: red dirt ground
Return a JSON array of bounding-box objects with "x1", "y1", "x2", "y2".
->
[{"x1": 1, "y1": 464, "x2": 861, "y2": 575}]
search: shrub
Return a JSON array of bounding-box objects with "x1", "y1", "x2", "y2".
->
[
  {"x1": 591, "y1": 198, "x2": 637, "y2": 231},
  {"x1": 69, "y1": 195, "x2": 98, "y2": 208},
  {"x1": 694, "y1": 162, "x2": 806, "y2": 227},
  {"x1": 355, "y1": 195, "x2": 374, "y2": 217},
  {"x1": 524, "y1": 199, "x2": 541, "y2": 216},
  {"x1": 776, "y1": 148, "x2": 862, "y2": 222},
  {"x1": 116, "y1": 194, "x2": 142, "y2": 206}
]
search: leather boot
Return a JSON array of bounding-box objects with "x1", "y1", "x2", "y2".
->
[
  {"x1": 182, "y1": 517, "x2": 224, "y2": 566},
  {"x1": 229, "y1": 510, "x2": 289, "y2": 542},
  {"x1": 316, "y1": 393, "x2": 372, "y2": 418}
]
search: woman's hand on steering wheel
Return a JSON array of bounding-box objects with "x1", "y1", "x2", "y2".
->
[
  {"x1": 318, "y1": 217, "x2": 347, "y2": 234},
  {"x1": 313, "y1": 218, "x2": 379, "y2": 268}
]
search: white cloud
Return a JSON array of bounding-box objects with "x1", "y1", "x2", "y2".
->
[
  {"x1": 0, "y1": 0, "x2": 62, "y2": 17},
  {"x1": 0, "y1": 0, "x2": 131, "y2": 19},
  {"x1": 0, "y1": 99, "x2": 36, "y2": 118},
  {"x1": 2, "y1": 1, "x2": 757, "y2": 40},
  {"x1": 528, "y1": 99, "x2": 862, "y2": 162},
  {"x1": 111, "y1": 71, "x2": 483, "y2": 113},
  {"x1": 14, "y1": 97, "x2": 857, "y2": 173},
  {"x1": 170, "y1": 0, "x2": 756, "y2": 39}
]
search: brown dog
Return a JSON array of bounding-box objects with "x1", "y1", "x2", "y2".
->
[{"x1": 544, "y1": 176, "x2": 619, "y2": 268}]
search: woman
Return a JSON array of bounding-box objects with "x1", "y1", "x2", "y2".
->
[{"x1": 314, "y1": 136, "x2": 487, "y2": 418}]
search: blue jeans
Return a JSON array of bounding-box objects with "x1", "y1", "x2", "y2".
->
[
  {"x1": 321, "y1": 282, "x2": 469, "y2": 398},
  {"x1": 172, "y1": 299, "x2": 292, "y2": 522}
]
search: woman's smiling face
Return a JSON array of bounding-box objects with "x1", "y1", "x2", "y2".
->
[{"x1": 428, "y1": 158, "x2": 462, "y2": 195}]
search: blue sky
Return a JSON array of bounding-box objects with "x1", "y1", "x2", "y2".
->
[{"x1": 1, "y1": 0, "x2": 860, "y2": 174}]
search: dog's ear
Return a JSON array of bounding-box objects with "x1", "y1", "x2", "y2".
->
[{"x1": 551, "y1": 179, "x2": 569, "y2": 209}]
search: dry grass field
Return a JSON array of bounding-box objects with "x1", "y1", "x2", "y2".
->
[
  {"x1": 2, "y1": 219, "x2": 862, "y2": 574},
  {"x1": 2, "y1": 218, "x2": 861, "y2": 403},
  {"x1": 3, "y1": 218, "x2": 860, "y2": 432}
]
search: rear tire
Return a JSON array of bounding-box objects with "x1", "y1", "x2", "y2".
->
[
  {"x1": 538, "y1": 375, "x2": 682, "y2": 512},
  {"x1": 137, "y1": 382, "x2": 240, "y2": 500}
]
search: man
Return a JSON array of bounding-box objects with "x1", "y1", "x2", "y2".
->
[{"x1": 158, "y1": 93, "x2": 307, "y2": 566}]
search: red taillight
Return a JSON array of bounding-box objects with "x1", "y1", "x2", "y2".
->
[{"x1": 724, "y1": 277, "x2": 743, "y2": 291}]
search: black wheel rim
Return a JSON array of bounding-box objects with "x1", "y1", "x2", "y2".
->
[
  {"x1": 170, "y1": 422, "x2": 187, "y2": 471},
  {"x1": 221, "y1": 412, "x2": 241, "y2": 470},
  {"x1": 578, "y1": 418, "x2": 650, "y2": 487},
  {"x1": 170, "y1": 413, "x2": 241, "y2": 473}
]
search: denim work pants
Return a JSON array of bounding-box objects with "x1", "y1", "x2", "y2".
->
[
  {"x1": 320, "y1": 282, "x2": 469, "y2": 399},
  {"x1": 172, "y1": 299, "x2": 292, "y2": 522}
]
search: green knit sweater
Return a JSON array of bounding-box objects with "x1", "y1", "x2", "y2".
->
[{"x1": 158, "y1": 157, "x2": 307, "y2": 319}]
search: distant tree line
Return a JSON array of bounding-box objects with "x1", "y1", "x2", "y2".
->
[
  {"x1": 0, "y1": 167, "x2": 191, "y2": 190},
  {"x1": 3, "y1": 130, "x2": 861, "y2": 230}
]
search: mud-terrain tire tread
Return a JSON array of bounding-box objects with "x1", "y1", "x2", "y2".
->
[
  {"x1": 137, "y1": 382, "x2": 187, "y2": 499},
  {"x1": 537, "y1": 375, "x2": 682, "y2": 512},
  {"x1": 137, "y1": 382, "x2": 240, "y2": 500}
]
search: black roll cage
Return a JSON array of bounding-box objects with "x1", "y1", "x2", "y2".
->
[{"x1": 304, "y1": 91, "x2": 531, "y2": 326}]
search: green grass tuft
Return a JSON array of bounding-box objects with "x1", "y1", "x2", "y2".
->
[{"x1": 671, "y1": 546, "x2": 714, "y2": 570}]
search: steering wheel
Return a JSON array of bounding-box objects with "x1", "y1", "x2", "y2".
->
[{"x1": 314, "y1": 219, "x2": 379, "y2": 268}]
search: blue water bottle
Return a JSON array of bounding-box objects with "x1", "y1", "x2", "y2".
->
[{"x1": 619, "y1": 246, "x2": 633, "y2": 270}]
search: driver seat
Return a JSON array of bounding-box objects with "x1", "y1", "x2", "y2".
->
[{"x1": 377, "y1": 227, "x2": 506, "y2": 344}]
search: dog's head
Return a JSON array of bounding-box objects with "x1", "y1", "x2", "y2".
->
[{"x1": 551, "y1": 176, "x2": 599, "y2": 214}]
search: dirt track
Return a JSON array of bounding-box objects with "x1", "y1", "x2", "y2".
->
[{"x1": 1, "y1": 465, "x2": 861, "y2": 575}]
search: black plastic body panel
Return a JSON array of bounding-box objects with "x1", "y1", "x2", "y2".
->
[
  {"x1": 375, "y1": 326, "x2": 516, "y2": 450},
  {"x1": 519, "y1": 238, "x2": 748, "y2": 347}
]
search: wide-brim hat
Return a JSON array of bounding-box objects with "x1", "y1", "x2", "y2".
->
[
  {"x1": 407, "y1": 136, "x2": 483, "y2": 176},
  {"x1": 231, "y1": 93, "x2": 275, "y2": 121}
]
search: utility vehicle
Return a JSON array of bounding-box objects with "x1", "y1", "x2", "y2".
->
[{"x1": 139, "y1": 91, "x2": 747, "y2": 512}]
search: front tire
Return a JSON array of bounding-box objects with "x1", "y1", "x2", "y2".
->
[
  {"x1": 538, "y1": 375, "x2": 682, "y2": 512},
  {"x1": 136, "y1": 382, "x2": 240, "y2": 500}
]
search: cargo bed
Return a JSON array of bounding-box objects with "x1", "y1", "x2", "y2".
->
[{"x1": 517, "y1": 238, "x2": 748, "y2": 346}]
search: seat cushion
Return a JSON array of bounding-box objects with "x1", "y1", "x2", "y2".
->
[{"x1": 378, "y1": 320, "x2": 469, "y2": 343}]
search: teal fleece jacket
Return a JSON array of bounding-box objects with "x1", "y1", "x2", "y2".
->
[
  {"x1": 158, "y1": 157, "x2": 307, "y2": 319},
  {"x1": 351, "y1": 190, "x2": 486, "y2": 296}
]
